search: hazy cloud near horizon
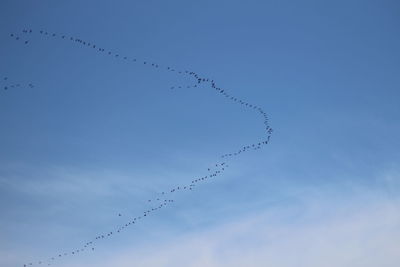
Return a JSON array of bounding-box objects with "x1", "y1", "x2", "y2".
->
[{"x1": 51, "y1": 178, "x2": 400, "y2": 267}]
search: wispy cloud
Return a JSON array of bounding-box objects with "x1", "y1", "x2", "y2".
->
[
  {"x1": 61, "y1": 185, "x2": 400, "y2": 267},
  {"x1": 2, "y1": 165, "x2": 399, "y2": 267}
]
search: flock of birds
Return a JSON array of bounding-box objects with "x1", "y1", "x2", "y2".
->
[
  {"x1": 1, "y1": 76, "x2": 34, "y2": 91},
  {"x1": 5, "y1": 28, "x2": 273, "y2": 267}
]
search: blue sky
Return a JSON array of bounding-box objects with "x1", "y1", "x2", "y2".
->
[{"x1": 0, "y1": 1, "x2": 399, "y2": 266}]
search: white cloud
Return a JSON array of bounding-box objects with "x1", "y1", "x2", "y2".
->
[
  {"x1": 63, "y1": 188, "x2": 400, "y2": 267},
  {"x1": 3, "y1": 167, "x2": 400, "y2": 267}
]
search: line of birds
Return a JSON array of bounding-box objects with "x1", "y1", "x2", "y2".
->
[
  {"x1": 8, "y1": 28, "x2": 273, "y2": 267},
  {"x1": 1, "y1": 76, "x2": 34, "y2": 91},
  {"x1": 12, "y1": 28, "x2": 273, "y2": 157},
  {"x1": 170, "y1": 84, "x2": 199, "y2": 90},
  {"x1": 23, "y1": 165, "x2": 227, "y2": 267}
]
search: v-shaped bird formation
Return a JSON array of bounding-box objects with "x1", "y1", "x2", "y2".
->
[{"x1": 6, "y1": 28, "x2": 273, "y2": 266}]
